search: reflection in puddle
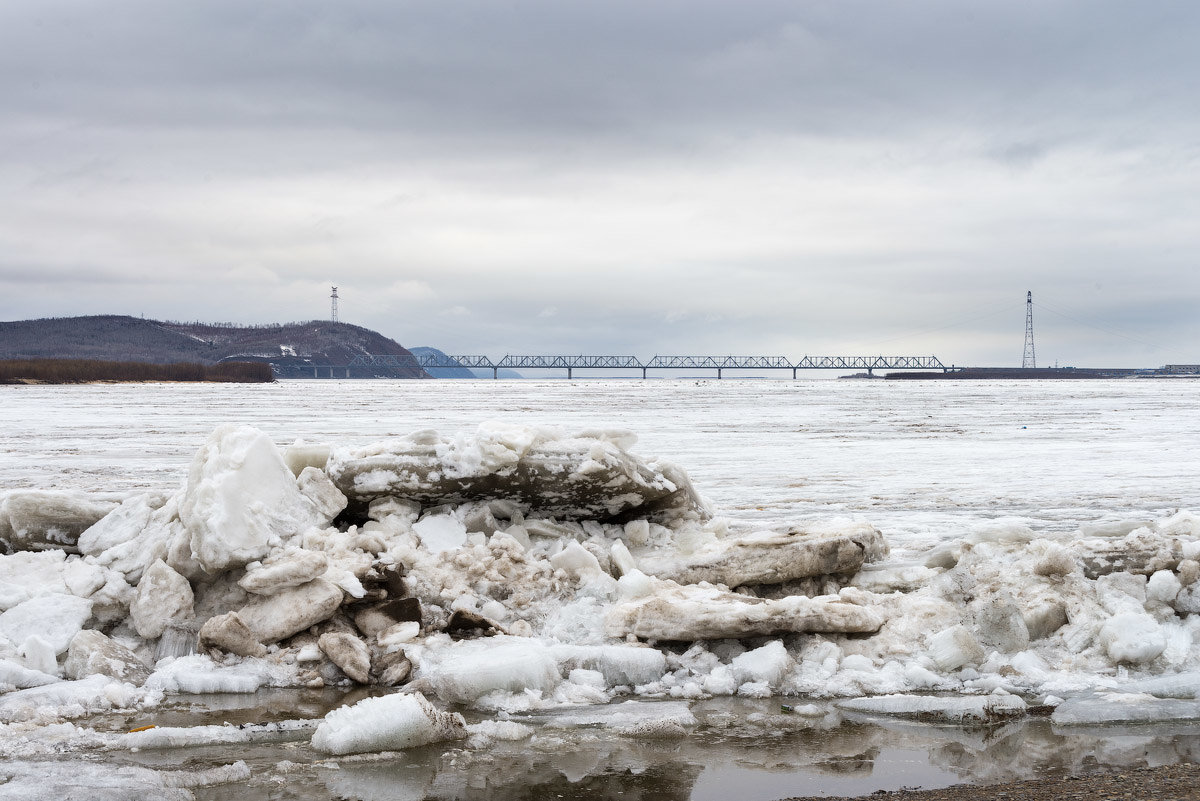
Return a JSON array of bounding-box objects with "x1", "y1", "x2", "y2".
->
[{"x1": 35, "y1": 694, "x2": 1200, "y2": 800}]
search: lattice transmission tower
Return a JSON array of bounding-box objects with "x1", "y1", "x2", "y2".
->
[
  {"x1": 330, "y1": 286, "x2": 339, "y2": 323},
  {"x1": 1022, "y1": 290, "x2": 1036, "y2": 368}
]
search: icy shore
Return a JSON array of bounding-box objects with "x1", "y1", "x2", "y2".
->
[{"x1": 2, "y1": 421, "x2": 1200, "y2": 766}]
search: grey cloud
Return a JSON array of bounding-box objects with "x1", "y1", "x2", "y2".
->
[
  {"x1": 4, "y1": 1, "x2": 1198, "y2": 147},
  {"x1": 1, "y1": 1, "x2": 1198, "y2": 368}
]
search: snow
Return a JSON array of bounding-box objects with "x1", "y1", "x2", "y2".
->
[{"x1": 311, "y1": 691, "x2": 467, "y2": 755}]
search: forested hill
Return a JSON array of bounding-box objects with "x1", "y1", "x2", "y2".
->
[{"x1": 0, "y1": 315, "x2": 429, "y2": 378}]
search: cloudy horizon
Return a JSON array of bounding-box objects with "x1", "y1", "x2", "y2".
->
[{"x1": 2, "y1": 1, "x2": 1197, "y2": 368}]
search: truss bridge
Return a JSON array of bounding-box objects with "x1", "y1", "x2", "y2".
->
[{"x1": 344, "y1": 353, "x2": 946, "y2": 378}]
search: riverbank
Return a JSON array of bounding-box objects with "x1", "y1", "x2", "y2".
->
[{"x1": 779, "y1": 762, "x2": 1200, "y2": 801}]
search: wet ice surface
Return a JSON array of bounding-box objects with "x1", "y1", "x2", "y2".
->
[
  {"x1": 3, "y1": 378, "x2": 1200, "y2": 799},
  {"x1": 15, "y1": 695, "x2": 1200, "y2": 801}
]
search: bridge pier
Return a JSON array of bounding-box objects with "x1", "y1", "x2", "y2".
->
[
  {"x1": 642, "y1": 367, "x2": 647, "y2": 379},
  {"x1": 567, "y1": 367, "x2": 572, "y2": 380},
  {"x1": 717, "y1": 368, "x2": 722, "y2": 380},
  {"x1": 493, "y1": 367, "x2": 498, "y2": 379},
  {"x1": 792, "y1": 367, "x2": 797, "y2": 379}
]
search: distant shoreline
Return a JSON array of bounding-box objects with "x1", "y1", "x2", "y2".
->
[{"x1": 0, "y1": 358, "x2": 274, "y2": 384}]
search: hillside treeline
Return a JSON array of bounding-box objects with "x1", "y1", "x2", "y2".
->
[
  {"x1": 0, "y1": 359, "x2": 274, "y2": 383},
  {"x1": 0, "y1": 316, "x2": 429, "y2": 378}
]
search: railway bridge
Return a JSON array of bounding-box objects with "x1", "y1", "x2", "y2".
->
[{"x1": 341, "y1": 353, "x2": 948, "y2": 379}]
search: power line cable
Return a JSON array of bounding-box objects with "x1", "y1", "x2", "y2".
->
[
  {"x1": 847, "y1": 300, "x2": 1023, "y2": 350},
  {"x1": 1033, "y1": 299, "x2": 1191, "y2": 361}
]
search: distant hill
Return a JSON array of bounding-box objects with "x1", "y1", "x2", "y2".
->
[
  {"x1": 0, "y1": 316, "x2": 429, "y2": 379},
  {"x1": 409, "y1": 347, "x2": 523, "y2": 379},
  {"x1": 408, "y1": 347, "x2": 477, "y2": 379}
]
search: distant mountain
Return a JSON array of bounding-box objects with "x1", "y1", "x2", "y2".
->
[
  {"x1": 0, "y1": 315, "x2": 429, "y2": 379},
  {"x1": 408, "y1": 347, "x2": 477, "y2": 379},
  {"x1": 409, "y1": 347, "x2": 523, "y2": 379}
]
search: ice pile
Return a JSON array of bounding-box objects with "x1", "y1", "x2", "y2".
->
[{"x1": 2, "y1": 421, "x2": 1200, "y2": 750}]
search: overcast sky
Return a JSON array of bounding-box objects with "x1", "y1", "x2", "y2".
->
[{"x1": 1, "y1": 1, "x2": 1197, "y2": 367}]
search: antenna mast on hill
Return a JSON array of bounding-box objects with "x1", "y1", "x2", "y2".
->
[
  {"x1": 330, "y1": 286, "x2": 339, "y2": 323},
  {"x1": 1022, "y1": 290, "x2": 1036, "y2": 368}
]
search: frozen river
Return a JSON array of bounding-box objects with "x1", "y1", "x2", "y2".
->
[
  {"x1": 3, "y1": 378, "x2": 1198, "y2": 556},
  {"x1": 1, "y1": 377, "x2": 1199, "y2": 800}
]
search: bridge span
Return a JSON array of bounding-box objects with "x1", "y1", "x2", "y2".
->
[{"x1": 344, "y1": 353, "x2": 947, "y2": 379}]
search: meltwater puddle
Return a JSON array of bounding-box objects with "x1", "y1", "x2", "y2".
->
[{"x1": 20, "y1": 694, "x2": 1200, "y2": 800}]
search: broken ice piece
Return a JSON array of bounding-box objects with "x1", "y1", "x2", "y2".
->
[
  {"x1": 327, "y1": 425, "x2": 706, "y2": 522},
  {"x1": 637, "y1": 523, "x2": 888, "y2": 589},
  {"x1": 605, "y1": 580, "x2": 883, "y2": 641}
]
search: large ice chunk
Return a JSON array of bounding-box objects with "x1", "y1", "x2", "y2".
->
[
  {"x1": 1099, "y1": 612, "x2": 1166, "y2": 664},
  {"x1": 311, "y1": 691, "x2": 467, "y2": 755},
  {"x1": 296, "y1": 466, "x2": 348, "y2": 524},
  {"x1": 0, "y1": 657, "x2": 61, "y2": 689},
  {"x1": 424, "y1": 637, "x2": 562, "y2": 704},
  {"x1": 130, "y1": 559, "x2": 194, "y2": 639},
  {"x1": 1052, "y1": 692, "x2": 1200, "y2": 725},
  {"x1": 318, "y1": 632, "x2": 371, "y2": 684},
  {"x1": 639, "y1": 523, "x2": 888, "y2": 588},
  {"x1": 927, "y1": 625, "x2": 985, "y2": 672},
  {"x1": 836, "y1": 692, "x2": 1026, "y2": 723},
  {"x1": 1, "y1": 490, "x2": 118, "y2": 553},
  {"x1": 77, "y1": 493, "x2": 177, "y2": 583},
  {"x1": 237, "y1": 548, "x2": 329, "y2": 595},
  {"x1": 328, "y1": 423, "x2": 706, "y2": 522},
  {"x1": 146, "y1": 654, "x2": 274, "y2": 694},
  {"x1": 413, "y1": 513, "x2": 468, "y2": 554},
  {"x1": 0, "y1": 594, "x2": 92, "y2": 655},
  {"x1": 180, "y1": 425, "x2": 323, "y2": 573},
  {"x1": 605, "y1": 581, "x2": 883, "y2": 641},
  {"x1": 63, "y1": 629, "x2": 150, "y2": 685},
  {"x1": 542, "y1": 700, "x2": 697, "y2": 735},
  {"x1": 549, "y1": 644, "x2": 668, "y2": 686},
  {"x1": 1077, "y1": 527, "x2": 1186, "y2": 579},
  {"x1": 731, "y1": 640, "x2": 791, "y2": 686},
  {"x1": 232, "y1": 578, "x2": 344, "y2": 645},
  {"x1": 0, "y1": 550, "x2": 73, "y2": 609}
]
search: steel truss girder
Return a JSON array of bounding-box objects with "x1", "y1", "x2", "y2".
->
[
  {"x1": 347, "y1": 354, "x2": 421, "y2": 368},
  {"x1": 346, "y1": 353, "x2": 945, "y2": 371}
]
